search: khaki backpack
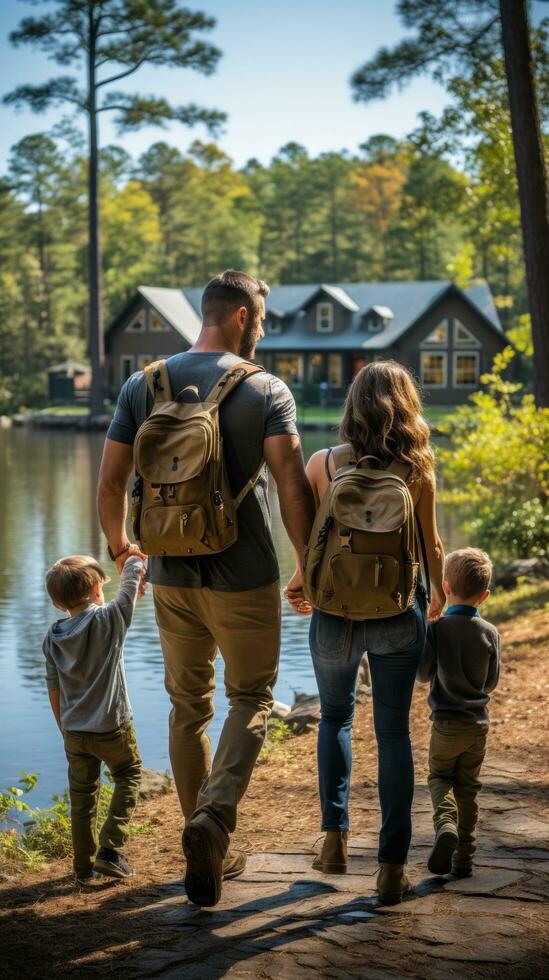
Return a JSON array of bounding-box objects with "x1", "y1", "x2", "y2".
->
[
  {"x1": 303, "y1": 445, "x2": 429, "y2": 620},
  {"x1": 131, "y1": 358, "x2": 264, "y2": 557}
]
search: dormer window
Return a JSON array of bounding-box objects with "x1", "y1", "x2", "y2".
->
[
  {"x1": 363, "y1": 305, "x2": 394, "y2": 332},
  {"x1": 316, "y1": 302, "x2": 334, "y2": 333},
  {"x1": 266, "y1": 310, "x2": 283, "y2": 335}
]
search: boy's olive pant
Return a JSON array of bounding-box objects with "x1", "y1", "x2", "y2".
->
[
  {"x1": 64, "y1": 722, "x2": 142, "y2": 876},
  {"x1": 428, "y1": 719, "x2": 488, "y2": 869},
  {"x1": 153, "y1": 581, "x2": 281, "y2": 836}
]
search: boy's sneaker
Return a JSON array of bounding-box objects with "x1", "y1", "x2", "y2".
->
[
  {"x1": 451, "y1": 865, "x2": 473, "y2": 878},
  {"x1": 428, "y1": 824, "x2": 459, "y2": 875},
  {"x1": 94, "y1": 846, "x2": 134, "y2": 879},
  {"x1": 75, "y1": 870, "x2": 103, "y2": 886}
]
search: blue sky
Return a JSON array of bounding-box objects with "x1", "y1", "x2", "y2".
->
[{"x1": 0, "y1": 0, "x2": 546, "y2": 170}]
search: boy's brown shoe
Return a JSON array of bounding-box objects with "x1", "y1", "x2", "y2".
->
[
  {"x1": 428, "y1": 824, "x2": 459, "y2": 876},
  {"x1": 376, "y1": 863, "x2": 410, "y2": 905},
  {"x1": 222, "y1": 849, "x2": 247, "y2": 880},
  {"x1": 183, "y1": 812, "x2": 229, "y2": 907},
  {"x1": 312, "y1": 831, "x2": 348, "y2": 874}
]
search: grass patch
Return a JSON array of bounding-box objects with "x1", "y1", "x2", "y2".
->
[
  {"x1": 259, "y1": 718, "x2": 294, "y2": 762},
  {"x1": 484, "y1": 580, "x2": 549, "y2": 624},
  {"x1": 294, "y1": 404, "x2": 457, "y2": 429},
  {"x1": 0, "y1": 772, "x2": 151, "y2": 879}
]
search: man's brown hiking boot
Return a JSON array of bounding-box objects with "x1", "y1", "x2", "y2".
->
[
  {"x1": 223, "y1": 849, "x2": 247, "y2": 880},
  {"x1": 376, "y1": 863, "x2": 410, "y2": 905},
  {"x1": 183, "y1": 812, "x2": 229, "y2": 907},
  {"x1": 312, "y1": 831, "x2": 348, "y2": 874}
]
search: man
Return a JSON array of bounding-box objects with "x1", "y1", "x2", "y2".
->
[{"x1": 97, "y1": 269, "x2": 315, "y2": 906}]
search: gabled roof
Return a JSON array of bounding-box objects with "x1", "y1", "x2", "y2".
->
[
  {"x1": 367, "y1": 305, "x2": 394, "y2": 321},
  {"x1": 109, "y1": 279, "x2": 503, "y2": 352},
  {"x1": 138, "y1": 286, "x2": 201, "y2": 344}
]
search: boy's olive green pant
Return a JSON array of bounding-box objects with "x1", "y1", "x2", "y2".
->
[
  {"x1": 153, "y1": 581, "x2": 281, "y2": 836},
  {"x1": 64, "y1": 722, "x2": 142, "y2": 876},
  {"x1": 428, "y1": 720, "x2": 488, "y2": 869}
]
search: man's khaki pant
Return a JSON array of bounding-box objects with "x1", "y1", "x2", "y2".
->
[
  {"x1": 428, "y1": 719, "x2": 488, "y2": 869},
  {"x1": 153, "y1": 581, "x2": 281, "y2": 835},
  {"x1": 64, "y1": 722, "x2": 142, "y2": 877}
]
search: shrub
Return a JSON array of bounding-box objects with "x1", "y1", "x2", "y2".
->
[{"x1": 438, "y1": 347, "x2": 549, "y2": 562}]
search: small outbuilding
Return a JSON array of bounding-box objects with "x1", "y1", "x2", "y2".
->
[{"x1": 47, "y1": 360, "x2": 91, "y2": 403}]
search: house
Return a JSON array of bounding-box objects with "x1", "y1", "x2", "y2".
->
[{"x1": 105, "y1": 279, "x2": 506, "y2": 405}]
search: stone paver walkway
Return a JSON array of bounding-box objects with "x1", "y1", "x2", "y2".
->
[{"x1": 105, "y1": 754, "x2": 549, "y2": 979}]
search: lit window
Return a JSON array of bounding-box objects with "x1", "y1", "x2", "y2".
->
[
  {"x1": 274, "y1": 354, "x2": 303, "y2": 385},
  {"x1": 150, "y1": 313, "x2": 169, "y2": 332},
  {"x1": 328, "y1": 353, "x2": 343, "y2": 388},
  {"x1": 454, "y1": 320, "x2": 479, "y2": 345},
  {"x1": 316, "y1": 302, "x2": 334, "y2": 332},
  {"x1": 120, "y1": 355, "x2": 134, "y2": 383},
  {"x1": 125, "y1": 310, "x2": 145, "y2": 333},
  {"x1": 308, "y1": 353, "x2": 325, "y2": 383},
  {"x1": 422, "y1": 320, "x2": 448, "y2": 345},
  {"x1": 454, "y1": 352, "x2": 479, "y2": 387},
  {"x1": 137, "y1": 354, "x2": 155, "y2": 371},
  {"x1": 421, "y1": 352, "x2": 447, "y2": 388}
]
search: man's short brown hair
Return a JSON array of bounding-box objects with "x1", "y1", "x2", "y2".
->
[
  {"x1": 46, "y1": 555, "x2": 108, "y2": 610},
  {"x1": 444, "y1": 548, "x2": 493, "y2": 601},
  {"x1": 201, "y1": 269, "x2": 269, "y2": 323}
]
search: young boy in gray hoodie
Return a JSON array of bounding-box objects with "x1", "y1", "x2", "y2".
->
[
  {"x1": 417, "y1": 547, "x2": 501, "y2": 878},
  {"x1": 43, "y1": 553, "x2": 145, "y2": 884}
]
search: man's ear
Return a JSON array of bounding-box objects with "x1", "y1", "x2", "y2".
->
[{"x1": 236, "y1": 305, "x2": 248, "y2": 329}]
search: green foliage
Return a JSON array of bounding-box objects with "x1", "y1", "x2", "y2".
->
[
  {"x1": 0, "y1": 771, "x2": 147, "y2": 877},
  {"x1": 484, "y1": 580, "x2": 549, "y2": 624},
  {"x1": 439, "y1": 347, "x2": 549, "y2": 560}
]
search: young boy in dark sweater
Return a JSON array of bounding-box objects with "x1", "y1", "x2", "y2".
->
[{"x1": 417, "y1": 548, "x2": 501, "y2": 878}]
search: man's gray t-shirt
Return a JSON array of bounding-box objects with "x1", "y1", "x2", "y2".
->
[{"x1": 107, "y1": 351, "x2": 298, "y2": 592}]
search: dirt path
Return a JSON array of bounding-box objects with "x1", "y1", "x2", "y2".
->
[{"x1": 2, "y1": 605, "x2": 549, "y2": 978}]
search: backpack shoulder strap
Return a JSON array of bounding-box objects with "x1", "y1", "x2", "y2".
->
[
  {"x1": 206, "y1": 362, "x2": 264, "y2": 406},
  {"x1": 331, "y1": 444, "x2": 356, "y2": 471},
  {"x1": 144, "y1": 359, "x2": 172, "y2": 403}
]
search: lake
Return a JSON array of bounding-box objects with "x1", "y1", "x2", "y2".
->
[{"x1": 0, "y1": 426, "x2": 460, "y2": 807}]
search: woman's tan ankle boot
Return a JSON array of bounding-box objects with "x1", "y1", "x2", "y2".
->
[
  {"x1": 312, "y1": 831, "x2": 348, "y2": 874},
  {"x1": 376, "y1": 863, "x2": 410, "y2": 904}
]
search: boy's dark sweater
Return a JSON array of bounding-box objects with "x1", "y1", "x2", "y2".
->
[{"x1": 417, "y1": 607, "x2": 501, "y2": 726}]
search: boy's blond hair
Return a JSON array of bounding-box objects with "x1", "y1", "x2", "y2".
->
[
  {"x1": 444, "y1": 548, "x2": 493, "y2": 601},
  {"x1": 46, "y1": 555, "x2": 108, "y2": 610}
]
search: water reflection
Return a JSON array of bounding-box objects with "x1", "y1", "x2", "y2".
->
[{"x1": 0, "y1": 427, "x2": 459, "y2": 805}]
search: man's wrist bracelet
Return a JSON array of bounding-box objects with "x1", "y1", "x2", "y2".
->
[{"x1": 107, "y1": 542, "x2": 131, "y2": 562}]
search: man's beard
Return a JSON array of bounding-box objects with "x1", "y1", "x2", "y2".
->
[{"x1": 239, "y1": 317, "x2": 260, "y2": 360}]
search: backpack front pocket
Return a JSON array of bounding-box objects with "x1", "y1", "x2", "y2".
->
[
  {"x1": 140, "y1": 504, "x2": 212, "y2": 555},
  {"x1": 325, "y1": 553, "x2": 401, "y2": 618}
]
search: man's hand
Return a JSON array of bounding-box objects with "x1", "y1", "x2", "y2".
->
[
  {"x1": 115, "y1": 544, "x2": 146, "y2": 575},
  {"x1": 284, "y1": 568, "x2": 312, "y2": 616}
]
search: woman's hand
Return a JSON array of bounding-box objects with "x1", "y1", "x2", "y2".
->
[
  {"x1": 284, "y1": 569, "x2": 312, "y2": 616},
  {"x1": 427, "y1": 589, "x2": 445, "y2": 622}
]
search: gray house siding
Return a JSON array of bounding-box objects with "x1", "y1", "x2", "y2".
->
[
  {"x1": 105, "y1": 299, "x2": 187, "y2": 392},
  {"x1": 397, "y1": 292, "x2": 503, "y2": 406}
]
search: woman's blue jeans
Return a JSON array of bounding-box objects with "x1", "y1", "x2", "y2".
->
[{"x1": 310, "y1": 596, "x2": 426, "y2": 864}]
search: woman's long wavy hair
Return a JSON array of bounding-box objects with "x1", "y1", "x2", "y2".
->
[{"x1": 339, "y1": 360, "x2": 434, "y2": 482}]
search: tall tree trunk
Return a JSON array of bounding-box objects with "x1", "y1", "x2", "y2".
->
[
  {"x1": 87, "y1": 13, "x2": 104, "y2": 417},
  {"x1": 500, "y1": 0, "x2": 549, "y2": 407}
]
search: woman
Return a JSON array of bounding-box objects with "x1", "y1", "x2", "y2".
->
[{"x1": 287, "y1": 361, "x2": 445, "y2": 905}]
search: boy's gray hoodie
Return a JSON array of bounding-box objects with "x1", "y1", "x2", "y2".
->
[{"x1": 42, "y1": 556, "x2": 143, "y2": 732}]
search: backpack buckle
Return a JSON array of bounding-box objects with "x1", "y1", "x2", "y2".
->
[
  {"x1": 151, "y1": 483, "x2": 163, "y2": 502},
  {"x1": 338, "y1": 528, "x2": 352, "y2": 551}
]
